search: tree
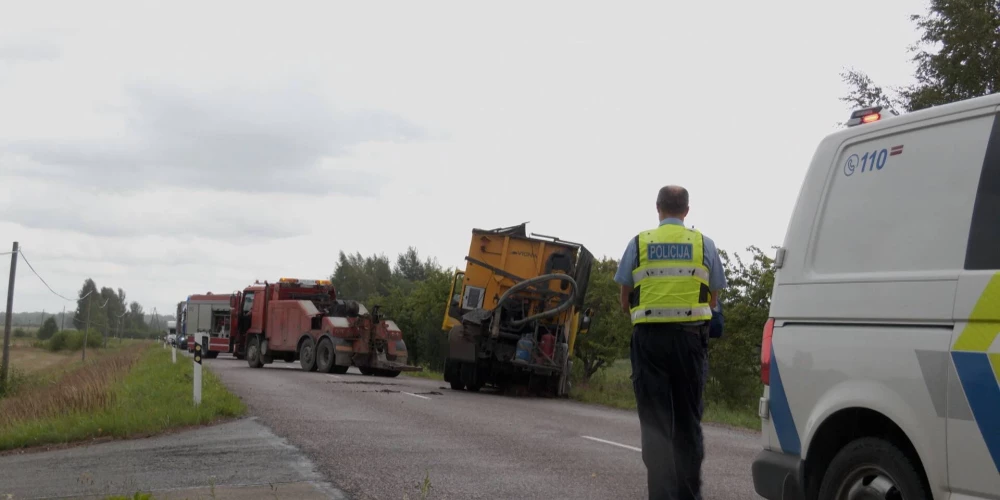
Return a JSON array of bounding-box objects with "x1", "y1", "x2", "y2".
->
[
  {"x1": 37, "y1": 317, "x2": 58, "y2": 340},
  {"x1": 841, "y1": 1, "x2": 1000, "y2": 113},
  {"x1": 574, "y1": 258, "x2": 631, "y2": 381},
  {"x1": 706, "y1": 246, "x2": 776, "y2": 407},
  {"x1": 72, "y1": 278, "x2": 100, "y2": 330}
]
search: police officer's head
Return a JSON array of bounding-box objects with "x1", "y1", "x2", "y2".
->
[{"x1": 656, "y1": 185, "x2": 690, "y2": 221}]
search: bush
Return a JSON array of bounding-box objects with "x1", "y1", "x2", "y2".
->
[
  {"x1": 38, "y1": 317, "x2": 58, "y2": 340},
  {"x1": 47, "y1": 330, "x2": 103, "y2": 352},
  {"x1": 12, "y1": 328, "x2": 28, "y2": 338}
]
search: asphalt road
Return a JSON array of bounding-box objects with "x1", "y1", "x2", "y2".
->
[
  {"x1": 0, "y1": 417, "x2": 346, "y2": 500},
  {"x1": 210, "y1": 356, "x2": 762, "y2": 500}
]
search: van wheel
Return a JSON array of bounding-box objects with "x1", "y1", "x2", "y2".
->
[
  {"x1": 299, "y1": 337, "x2": 318, "y2": 372},
  {"x1": 818, "y1": 437, "x2": 928, "y2": 500}
]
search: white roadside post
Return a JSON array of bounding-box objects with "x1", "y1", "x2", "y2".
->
[
  {"x1": 172, "y1": 342, "x2": 176, "y2": 364},
  {"x1": 193, "y1": 337, "x2": 203, "y2": 406}
]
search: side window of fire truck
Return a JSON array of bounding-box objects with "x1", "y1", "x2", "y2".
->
[{"x1": 242, "y1": 292, "x2": 255, "y2": 314}]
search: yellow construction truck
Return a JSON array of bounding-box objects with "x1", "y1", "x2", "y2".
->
[{"x1": 441, "y1": 223, "x2": 593, "y2": 396}]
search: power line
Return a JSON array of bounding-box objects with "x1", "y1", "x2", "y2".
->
[{"x1": 17, "y1": 248, "x2": 86, "y2": 302}]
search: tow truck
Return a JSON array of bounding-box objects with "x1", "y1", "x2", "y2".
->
[{"x1": 229, "y1": 277, "x2": 421, "y2": 376}]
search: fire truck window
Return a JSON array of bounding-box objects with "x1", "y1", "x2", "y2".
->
[{"x1": 242, "y1": 292, "x2": 255, "y2": 314}]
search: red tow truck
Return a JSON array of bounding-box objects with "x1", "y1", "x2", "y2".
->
[{"x1": 229, "y1": 278, "x2": 421, "y2": 376}]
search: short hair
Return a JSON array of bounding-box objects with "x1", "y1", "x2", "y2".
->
[{"x1": 656, "y1": 185, "x2": 689, "y2": 215}]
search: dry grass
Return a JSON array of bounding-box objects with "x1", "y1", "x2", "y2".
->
[
  {"x1": 0, "y1": 345, "x2": 142, "y2": 430},
  {"x1": 7, "y1": 343, "x2": 76, "y2": 374}
]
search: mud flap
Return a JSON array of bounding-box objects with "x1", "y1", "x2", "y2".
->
[{"x1": 448, "y1": 325, "x2": 476, "y2": 362}]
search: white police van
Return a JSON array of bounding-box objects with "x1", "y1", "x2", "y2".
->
[{"x1": 752, "y1": 93, "x2": 1000, "y2": 500}]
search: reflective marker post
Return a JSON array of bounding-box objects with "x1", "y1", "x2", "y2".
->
[
  {"x1": 193, "y1": 339, "x2": 203, "y2": 406},
  {"x1": 172, "y1": 343, "x2": 176, "y2": 364}
]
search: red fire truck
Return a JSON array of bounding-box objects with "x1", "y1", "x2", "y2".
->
[{"x1": 180, "y1": 293, "x2": 232, "y2": 358}]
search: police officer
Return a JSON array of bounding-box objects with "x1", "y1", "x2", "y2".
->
[{"x1": 614, "y1": 185, "x2": 727, "y2": 500}]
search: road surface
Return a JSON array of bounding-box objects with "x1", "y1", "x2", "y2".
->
[
  {"x1": 210, "y1": 356, "x2": 762, "y2": 500},
  {"x1": 0, "y1": 417, "x2": 345, "y2": 499}
]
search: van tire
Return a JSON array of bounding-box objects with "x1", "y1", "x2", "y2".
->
[{"x1": 817, "y1": 437, "x2": 929, "y2": 500}]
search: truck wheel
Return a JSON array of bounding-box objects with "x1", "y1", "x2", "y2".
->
[
  {"x1": 206, "y1": 351, "x2": 219, "y2": 359},
  {"x1": 817, "y1": 437, "x2": 929, "y2": 500},
  {"x1": 359, "y1": 366, "x2": 374, "y2": 376},
  {"x1": 376, "y1": 370, "x2": 400, "y2": 378},
  {"x1": 299, "y1": 337, "x2": 318, "y2": 372},
  {"x1": 315, "y1": 338, "x2": 336, "y2": 373},
  {"x1": 331, "y1": 365, "x2": 349, "y2": 375},
  {"x1": 247, "y1": 336, "x2": 264, "y2": 369},
  {"x1": 449, "y1": 380, "x2": 464, "y2": 390}
]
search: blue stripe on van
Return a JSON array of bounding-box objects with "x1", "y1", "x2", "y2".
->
[
  {"x1": 769, "y1": 344, "x2": 801, "y2": 455},
  {"x1": 952, "y1": 351, "x2": 1000, "y2": 472}
]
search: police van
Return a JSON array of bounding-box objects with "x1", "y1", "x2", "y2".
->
[{"x1": 752, "y1": 93, "x2": 1000, "y2": 500}]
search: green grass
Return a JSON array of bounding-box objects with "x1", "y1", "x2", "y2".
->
[
  {"x1": 570, "y1": 359, "x2": 760, "y2": 430},
  {"x1": 0, "y1": 345, "x2": 246, "y2": 451},
  {"x1": 405, "y1": 366, "x2": 445, "y2": 381}
]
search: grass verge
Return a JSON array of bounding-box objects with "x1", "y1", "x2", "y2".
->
[
  {"x1": 0, "y1": 344, "x2": 246, "y2": 451},
  {"x1": 405, "y1": 366, "x2": 444, "y2": 381},
  {"x1": 569, "y1": 359, "x2": 760, "y2": 430}
]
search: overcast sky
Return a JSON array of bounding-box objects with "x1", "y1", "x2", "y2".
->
[{"x1": 1, "y1": 0, "x2": 927, "y2": 318}]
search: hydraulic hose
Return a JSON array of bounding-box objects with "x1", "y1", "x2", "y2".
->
[{"x1": 492, "y1": 273, "x2": 577, "y2": 330}]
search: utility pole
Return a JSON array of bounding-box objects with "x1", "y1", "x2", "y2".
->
[
  {"x1": 2, "y1": 242, "x2": 19, "y2": 389},
  {"x1": 61, "y1": 305, "x2": 65, "y2": 330},
  {"x1": 83, "y1": 293, "x2": 91, "y2": 362}
]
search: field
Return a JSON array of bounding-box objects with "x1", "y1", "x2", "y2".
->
[{"x1": 0, "y1": 343, "x2": 246, "y2": 451}]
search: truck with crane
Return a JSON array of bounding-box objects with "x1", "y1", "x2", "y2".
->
[
  {"x1": 440, "y1": 223, "x2": 593, "y2": 396},
  {"x1": 228, "y1": 277, "x2": 420, "y2": 377}
]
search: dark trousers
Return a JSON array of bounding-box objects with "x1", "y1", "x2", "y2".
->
[{"x1": 630, "y1": 323, "x2": 707, "y2": 500}]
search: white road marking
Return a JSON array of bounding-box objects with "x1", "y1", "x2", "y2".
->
[
  {"x1": 402, "y1": 392, "x2": 431, "y2": 400},
  {"x1": 581, "y1": 435, "x2": 642, "y2": 452},
  {"x1": 328, "y1": 375, "x2": 342, "y2": 380}
]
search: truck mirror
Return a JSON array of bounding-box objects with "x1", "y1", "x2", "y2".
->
[
  {"x1": 450, "y1": 293, "x2": 461, "y2": 308},
  {"x1": 229, "y1": 294, "x2": 238, "y2": 308},
  {"x1": 579, "y1": 308, "x2": 593, "y2": 333}
]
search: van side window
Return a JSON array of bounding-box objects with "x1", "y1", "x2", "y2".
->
[
  {"x1": 965, "y1": 114, "x2": 1000, "y2": 271},
  {"x1": 811, "y1": 113, "x2": 995, "y2": 276}
]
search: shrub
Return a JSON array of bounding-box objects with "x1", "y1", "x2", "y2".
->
[
  {"x1": 47, "y1": 330, "x2": 104, "y2": 352},
  {"x1": 38, "y1": 317, "x2": 58, "y2": 340},
  {"x1": 12, "y1": 328, "x2": 28, "y2": 338}
]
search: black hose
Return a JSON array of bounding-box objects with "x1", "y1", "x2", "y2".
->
[{"x1": 493, "y1": 273, "x2": 577, "y2": 328}]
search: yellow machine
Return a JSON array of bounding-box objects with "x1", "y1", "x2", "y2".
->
[{"x1": 441, "y1": 223, "x2": 593, "y2": 396}]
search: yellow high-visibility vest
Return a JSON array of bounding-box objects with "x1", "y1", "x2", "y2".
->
[{"x1": 629, "y1": 224, "x2": 712, "y2": 324}]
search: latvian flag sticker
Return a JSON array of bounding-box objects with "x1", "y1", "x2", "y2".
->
[{"x1": 890, "y1": 145, "x2": 904, "y2": 156}]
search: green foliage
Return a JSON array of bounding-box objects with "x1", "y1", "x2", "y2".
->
[
  {"x1": 332, "y1": 248, "x2": 453, "y2": 370},
  {"x1": 574, "y1": 257, "x2": 630, "y2": 381},
  {"x1": 37, "y1": 317, "x2": 58, "y2": 340},
  {"x1": 841, "y1": 1, "x2": 1000, "y2": 113},
  {"x1": 0, "y1": 366, "x2": 30, "y2": 398},
  {"x1": 12, "y1": 328, "x2": 29, "y2": 339},
  {"x1": 706, "y1": 246, "x2": 774, "y2": 408},
  {"x1": 47, "y1": 329, "x2": 104, "y2": 352}
]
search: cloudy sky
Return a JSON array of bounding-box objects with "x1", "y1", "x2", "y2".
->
[{"x1": 1, "y1": 0, "x2": 927, "y2": 318}]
